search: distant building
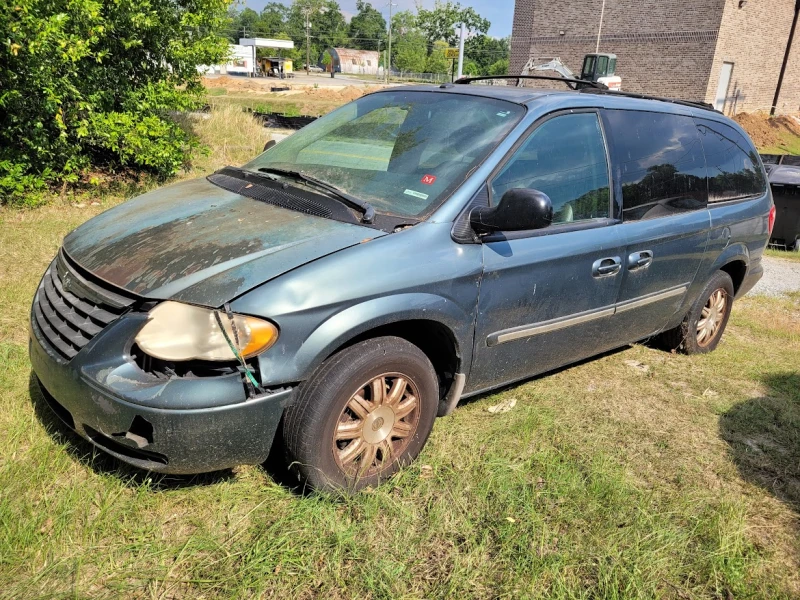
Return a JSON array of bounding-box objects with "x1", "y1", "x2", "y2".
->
[
  {"x1": 198, "y1": 39, "x2": 295, "y2": 76},
  {"x1": 325, "y1": 48, "x2": 381, "y2": 76},
  {"x1": 510, "y1": 0, "x2": 800, "y2": 115}
]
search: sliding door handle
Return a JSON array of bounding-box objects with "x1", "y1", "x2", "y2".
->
[
  {"x1": 627, "y1": 250, "x2": 653, "y2": 270},
  {"x1": 592, "y1": 256, "x2": 622, "y2": 277}
]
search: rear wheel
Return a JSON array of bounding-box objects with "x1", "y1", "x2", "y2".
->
[
  {"x1": 656, "y1": 270, "x2": 734, "y2": 354},
  {"x1": 282, "y1": 336, "x2": 438, "y2": 492}
]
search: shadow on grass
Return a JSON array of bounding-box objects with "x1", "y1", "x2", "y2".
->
[
  {"x1": 28, "y1": 372, "x2": 235, "y2": 491},
  {"x1": 720, "y1": 371, "x2": 800, "y2": 512},
  {"x1": 456, "y1": 345, "x2": 630, "y2": 409}
]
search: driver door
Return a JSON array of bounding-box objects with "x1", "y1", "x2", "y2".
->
[{"x1": 468, "y1": 110, "x2": 628, "y2": 393}]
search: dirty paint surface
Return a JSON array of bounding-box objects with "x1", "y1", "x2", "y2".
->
[{"x1": 63, "y1": 178, "x2": 383, "y2": 307}]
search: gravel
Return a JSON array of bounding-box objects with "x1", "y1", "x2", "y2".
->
[{"x1": 749, "y1": 256, "x2": 800, "y2": 297}]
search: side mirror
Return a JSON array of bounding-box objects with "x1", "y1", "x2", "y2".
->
[
  {"x1": 263, "y1": 139, "x2": 277, "y2": 152},
  {"x1": 470, "y1": 188, "x2": 553, "y2": 234}
]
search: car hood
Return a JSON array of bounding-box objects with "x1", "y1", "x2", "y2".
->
[{"x1": 63, "y1": 177, "x2": 384, "y2": 307}]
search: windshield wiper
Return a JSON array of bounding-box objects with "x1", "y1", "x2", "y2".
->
[{"x1": 257, "y1": 167, "x2": 375, "y2": 224}]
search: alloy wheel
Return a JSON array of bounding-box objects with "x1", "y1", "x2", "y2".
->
[
  {"x1": 332, "y1": 373, "x2": 420, "y2": 477},
  {"x1": 696, "y1": 288, "x2": 727, "y2": 346}
]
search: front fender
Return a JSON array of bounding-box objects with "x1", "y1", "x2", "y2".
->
[{"x1": 257, "y1": 293, "x2": 473, "y2": 386}]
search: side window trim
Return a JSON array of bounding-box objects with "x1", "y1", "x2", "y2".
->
[{"x1": 486, "y1": 108, "x2": 617, "y2": 234}]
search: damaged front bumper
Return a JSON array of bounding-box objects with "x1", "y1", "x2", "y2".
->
[{"x1": 30, "y1": 312, "x2": 292, "y2": 474}]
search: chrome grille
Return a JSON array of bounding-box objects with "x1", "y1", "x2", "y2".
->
[{"x1": 33, "y1": 251, "x2": 136, "y2": 361}]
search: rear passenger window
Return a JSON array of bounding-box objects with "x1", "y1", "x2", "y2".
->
[
  {"x1": 491, "y1": 112, "x2": 611, "y2": 225},
  {"x1": 696, "y1": 119, "x2": 766, "y2": 202},
  {"x1": 603, "y1": 110, "x2": 707, "y2": 221}
]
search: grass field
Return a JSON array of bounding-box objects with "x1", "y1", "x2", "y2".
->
[
  {"x1": 765, "y1": 248, "x2": 800, "y2": 262},
  {"x1": 1, "y1": 106, "x2": 800, "y2": 599}
]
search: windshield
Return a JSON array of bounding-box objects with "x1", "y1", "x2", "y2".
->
[{"x1": 243, "y1": 91, "x2": 525, "y2": 218}]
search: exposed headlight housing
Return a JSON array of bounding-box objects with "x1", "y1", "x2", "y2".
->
[{"x1": 135, "y1": 301, "x2": 278, "y2": 362}]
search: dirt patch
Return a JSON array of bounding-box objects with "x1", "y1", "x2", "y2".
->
[
  {"x1": 734, "y1": 113, "x2": 800, "y2": 150},
  {"x1": 202, "y1": 75, "x2": 264, "y2": 92}
]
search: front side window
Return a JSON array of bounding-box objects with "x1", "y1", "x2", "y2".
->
[
  {"x1": 245, "y1": 91, "x2": 525, "y2": 217},
  {"x1": 491, "y1": 112, "x2": 611, "y2": 224},
  {"x1": 696, "y1": 119, "x2": 766, "y2": 202},
  {"x1": 603, "y1": 110, "x2": 707, "y2": 221}
]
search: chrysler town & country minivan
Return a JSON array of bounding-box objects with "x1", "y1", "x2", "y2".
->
[{"x1": 30, "y1": 82, "x2": 775, "y2": 490}]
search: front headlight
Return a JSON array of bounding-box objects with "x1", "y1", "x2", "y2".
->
[{"x1": 135, "y1": 301, "x2": 278, "y2": 362}]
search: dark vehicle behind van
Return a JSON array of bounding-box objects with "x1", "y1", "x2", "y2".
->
[{"x1": 766, "y1": 164, "x2": 800, "y2": 251}]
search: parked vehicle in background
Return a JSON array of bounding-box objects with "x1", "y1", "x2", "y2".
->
[
  {"x1": 765, "y1": 164, "x2": 800, "y2": 251},
  {"x1": 29, "y1": 81, "x2": 773, "y2": 492}
]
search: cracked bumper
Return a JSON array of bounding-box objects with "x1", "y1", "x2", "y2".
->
[{"x1": 29, "y1": 312, "x2": 292, "y2": 474}]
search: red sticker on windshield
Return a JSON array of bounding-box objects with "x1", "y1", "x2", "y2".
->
[{"x1": 421, "y1": 174, "x2": 437, "y2": 185}]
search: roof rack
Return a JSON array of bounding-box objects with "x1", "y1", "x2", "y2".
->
[
  {"x1": 453, "y1": 75, "x2": 607, "y2": 90},
  {"x1": 577, "y1": 87, "x2": 719, "y2": 112}
]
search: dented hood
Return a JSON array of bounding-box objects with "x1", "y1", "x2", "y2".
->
[{"x1": 63, "y1": 177, "x2": 384, "y2": 307}]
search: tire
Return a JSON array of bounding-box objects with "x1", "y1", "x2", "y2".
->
[
  {"x1": 282, "y1": 336, "x2": 439, "y2": 492},
  {"x1": 656, "y1": 271, "x2": 735, "y2": 354}
]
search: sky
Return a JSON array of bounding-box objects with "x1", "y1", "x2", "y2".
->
[{"x1": 243, "y1": 0, "x2": 515, "y2": 38}]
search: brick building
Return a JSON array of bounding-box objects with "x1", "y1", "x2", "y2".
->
[{"x1": 510, "y1": 0, "x2": 800, "y2": 115}]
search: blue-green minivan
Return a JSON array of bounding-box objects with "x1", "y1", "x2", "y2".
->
[{"x1": 30, "y1": 82, "x2": 773, "y2": 490}]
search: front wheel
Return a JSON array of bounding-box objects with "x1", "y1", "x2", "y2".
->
[
  {"x1": 656, "y1": 270, "x2": 735, "y2": 354},
  {"x1": 282, "y1": 336, "x2": 439, "y2": 492}
]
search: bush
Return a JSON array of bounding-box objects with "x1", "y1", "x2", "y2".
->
[
  {"x1": 487, "y1": 58, "x2": 509, "y2": 77},
  {"x1": 0, "y1": 0, "x2": 230, "y2": 207}
]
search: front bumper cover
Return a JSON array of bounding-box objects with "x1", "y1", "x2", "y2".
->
[{"x1": 29, "y1": 311, "x2": 292, "y2": 474}]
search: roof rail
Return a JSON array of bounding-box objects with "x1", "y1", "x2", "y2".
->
[
  {"x1": 577, "y1": 87, "x2": 719, "y2": 112},
  {"x1": 453, "y1": 75, "x2": 608, "y2": 90}
]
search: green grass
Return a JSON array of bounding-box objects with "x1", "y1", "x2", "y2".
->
[
  {"x1": 765, "y1": 248, "x2": 800, "y2": 262},
  {"x1": 2, "y1": 107, "x2": 800, "y2": 598}
]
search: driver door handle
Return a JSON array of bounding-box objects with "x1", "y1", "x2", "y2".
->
[
  {"x1": 627, "y1": 250, "x2": 654, "y2": 271},
  {"x1": 592, "y1": 256, "x2": 622, "y2": 277}
]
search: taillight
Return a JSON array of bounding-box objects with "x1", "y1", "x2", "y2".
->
[{"x1": 768, "y1": 205, "x2": 777, "y2": 235}]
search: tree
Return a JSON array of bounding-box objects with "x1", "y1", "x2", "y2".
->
[
  {"x1": 392, "y1": 30, "x2": 427, "y2": 73},
  {"x1": 425, "y1": 40, "x2": 450, "y2": 75},
  {"x1": 285, "y1": 0, "x2": 349, "y2": 66},
  {"x1": 236, "y1": 7, "x2": 261, "y2": 38},
  {"x1": 348, "y1": 1, "x2": 386, "y2": 51},
  {"x1": 260, "y1": 2, "x2": 290, "y2": 34},
  {"x1": 390, "y1": 10, "x2": 418, "y2": 36},
  {"x1": 416, "y1": 1, "x2": 490, "y2": 47},
  {"x1": 461, "y1": 59, "x2": 480, "y2": 76},
  {"x1": 487, "y1": 58, "x2": 509, "y2": 76},
  {"x1": 464, "y1": 35, "x2": 509, "y2": 73},
  {"x1": 0, "y1": 0, "x2": 229, "y2": 206}
]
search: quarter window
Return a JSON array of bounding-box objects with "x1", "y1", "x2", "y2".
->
[
  {"x1": 491, "y1": 113, "x2": 611, "y2": 224},
  {"x1": 603, "y1": 110, "x2": 707, "y2": 221},
  {"x1": 696, "y1": 119, "x2": 766, "y2": 202}
]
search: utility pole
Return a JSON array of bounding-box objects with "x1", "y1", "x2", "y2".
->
[
  {"x1": 303, "y1": 7, "x2": 312, "y2": 76},
  {"x1": 387, "y1": 1, "x2": 396, "y2": 83},
  {"x1": 772, "y1": 0, "x2": 800, "y2": 115},
  {"x1": 456, "y1": 22, "x2": 465, "y2": 79},
  {"x1": 596, "y1": 0, "x2": 606, "y2": 53}
]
